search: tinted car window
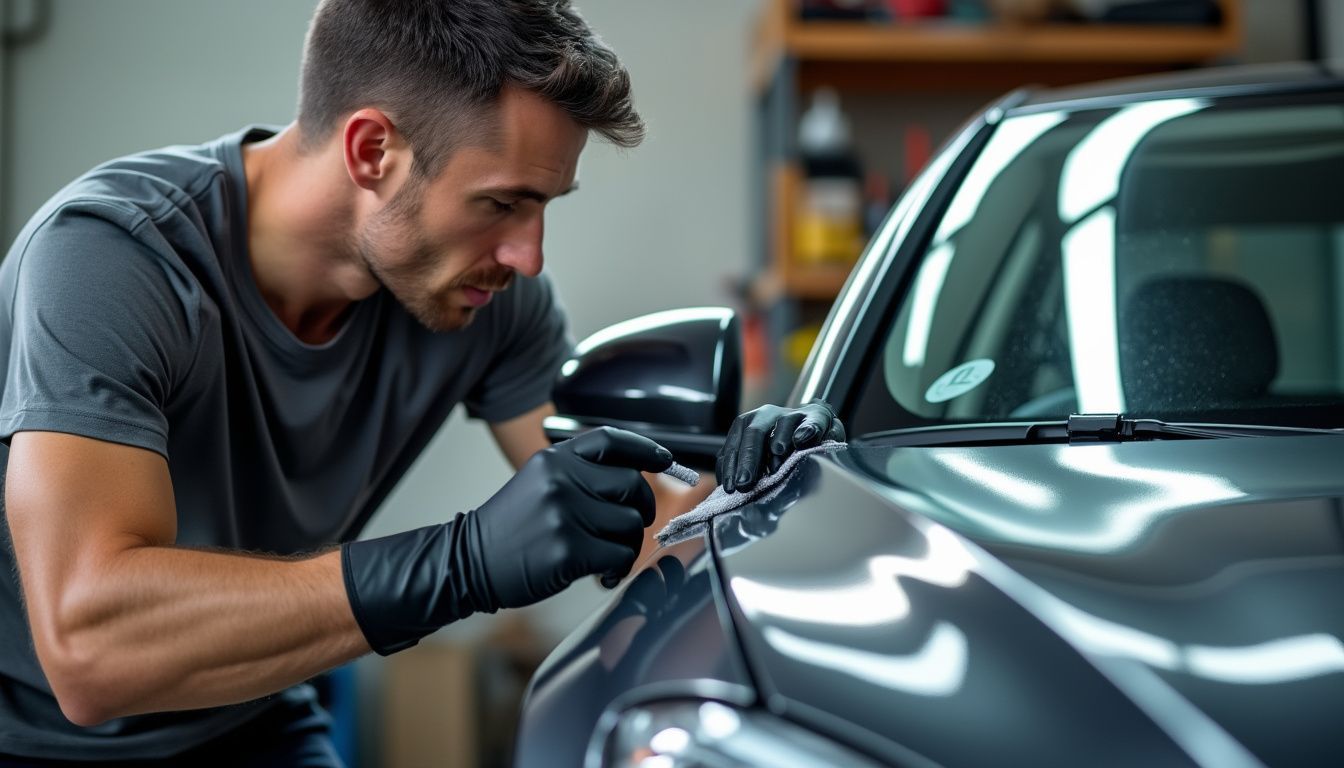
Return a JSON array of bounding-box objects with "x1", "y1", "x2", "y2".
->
[{"x1": 852, "y1": 95, "x2": 1344, "y2": 434}]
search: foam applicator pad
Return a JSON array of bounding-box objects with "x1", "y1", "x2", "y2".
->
[
  {"x1": 662, "y1": 462, "x2": 700, "y2": 486},
  {"x1": 655, "y1": 441, "x2": 847, "y2": 545}
]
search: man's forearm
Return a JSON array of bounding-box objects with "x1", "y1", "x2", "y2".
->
[{"x1": 33, "y1": 545, "x2": 367, "y2": 725}]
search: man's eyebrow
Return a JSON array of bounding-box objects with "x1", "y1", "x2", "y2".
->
[{"x1": 487, "y1": 182, "x2": 579, "y2": 203}]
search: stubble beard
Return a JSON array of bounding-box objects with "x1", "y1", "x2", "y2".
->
[{"x1": 355, "y1": 186, "x2": 513, "y2": 333}]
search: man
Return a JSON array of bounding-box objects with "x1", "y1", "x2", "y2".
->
[{"x1": 0, "y1": 0, "x2": 843, "y2": 763}]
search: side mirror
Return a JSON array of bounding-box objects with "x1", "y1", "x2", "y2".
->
[{"x1": 545, "y1": 307, "x2": 742, "y2": 466}]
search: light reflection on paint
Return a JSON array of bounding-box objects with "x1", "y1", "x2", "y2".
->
[
  {"x1": 543, "y1": 415, "x2": 583, "y2": 432},
  {"x1": 1050, "y1": 599, "x2": 1183, "y2": 670},
  {"x1": 931, "y1": 452, "x2": 1058, "y2": 511},
  {"x1": 1185, "y1": 634, "x2": 1344, "y2": 684},
  {"x1": 1055, "y1": 445, "x2": 1243, "y2": 545},
  {"x1": 649, "y1": 727, "x2": 690, "y2": 755},
  {"x1": 1048, "y1": 600, "x2": 1344, "y2": 686},
  {"x1": 911, "y1": 445, "x2": 1243, "y2": 553},
  {"x1": 697, "y1": 702, "x2": 741, "y2": 740},
  {"x1": 731, "y1": 571, "x2": 906, "y2": 627},
  {"x1": 762, "y1": 622, "x2": 969, "y2": 697},
  {"x1": 573, "y1": 307, "x2": 731, "y2": 356},
  {"x1": 655, "y1": 385, "x2": 715, "y2": 403},
  {"x1": 730, "y1": 526, "x2": 975, "y2": 627}
]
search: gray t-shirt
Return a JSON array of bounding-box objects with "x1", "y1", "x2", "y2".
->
[{"x1": 0, "y1": 126, "x2": 571, "y2": 759}]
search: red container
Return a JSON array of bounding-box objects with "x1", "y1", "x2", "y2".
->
[{"x1": 888, "y1": 0, "x2": 947, "y2": 18}]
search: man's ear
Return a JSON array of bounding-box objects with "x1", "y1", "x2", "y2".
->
[{"x1": 342, "y1": 109, "x2": 408, "y2": 194}]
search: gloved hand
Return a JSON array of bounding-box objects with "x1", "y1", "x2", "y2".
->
[
  {"x1": 342, "y1": 427, "x2": 672, "y2": 655},
  {"x1": 716, "y1": 400, "x2": 844, "y2": 494}
]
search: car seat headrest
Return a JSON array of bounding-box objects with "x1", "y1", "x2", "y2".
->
[{"x1": 1120, "y1": 275, "x2": 1278, "y2": 411}]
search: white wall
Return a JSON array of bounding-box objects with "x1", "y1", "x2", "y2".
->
[{"x1": 1, "y1": 0, "x2": 313, "y2": 238}]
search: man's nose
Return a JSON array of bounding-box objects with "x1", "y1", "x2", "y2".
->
[{"x1": 495, "y1": 213, "x2": 544, "y2": 277}]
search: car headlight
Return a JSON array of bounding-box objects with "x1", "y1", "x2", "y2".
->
[{"x1": 591, "y1": 699, "x2": 884, "y2": 768}]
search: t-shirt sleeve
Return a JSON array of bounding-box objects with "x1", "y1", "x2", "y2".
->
[
  {"x1": 463, "y1": 272, "x2": 573, "y2": 424},
  {"x1": 0, "y1": 205, "x2": 200, "y2": 458}
]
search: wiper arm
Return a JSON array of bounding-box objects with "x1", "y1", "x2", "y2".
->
[
  {"x1": 1067, "y1": 414, "x2": 1344, "y2": 441},
  {"x1": 861, "y1": 415, "x2": 1342, "y2": 448}
]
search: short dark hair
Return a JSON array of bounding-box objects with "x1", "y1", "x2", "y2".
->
[{"x1": 297, "y1": 0, "x2": 644, "y2": 176}]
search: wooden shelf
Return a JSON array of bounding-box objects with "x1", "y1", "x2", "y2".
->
[
  {"x1": 779, "y1": 261, "x2": 855, "y2": 300},
  {"x1": 749, "y1": 0, "x2": 1245, "y2": 311},
  {"x1": 752, "y1": 0, "x2": 1243, "y2": 92}
]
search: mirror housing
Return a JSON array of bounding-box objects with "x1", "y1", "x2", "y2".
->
[{"x1": 545, "y1": 307, "x2": 742, "y2": 466}]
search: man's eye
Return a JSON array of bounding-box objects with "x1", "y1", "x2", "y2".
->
[{"x1": 489, "y1": 199, "x2": 517, "y2": 213}]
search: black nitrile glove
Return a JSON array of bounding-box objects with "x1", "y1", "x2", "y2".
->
[
  {"x1": 342, "y1": 427, "x2": 672, "y2": 655},
  {"x1": 716, "y1": 400, "x2": 845, "y2": 494}
]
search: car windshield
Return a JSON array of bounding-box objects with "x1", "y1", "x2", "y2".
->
[{"x1": 850, "y1": 92, "x2": 1344, "y2": 435}]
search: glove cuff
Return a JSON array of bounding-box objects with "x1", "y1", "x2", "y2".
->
[
  {"x1": 340, "y1": 540, "x2": 413, "y2": 656},
  {"x1": 341, "y1": 515, "x2": 498, "y2": 656},
  {"x1": 466, "y1": 506, "x2": 506, "y2": 614}
]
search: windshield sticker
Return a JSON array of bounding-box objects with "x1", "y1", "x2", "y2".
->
[{"x1": 926, "y1": 359, "x2": 996, "y2": 404}]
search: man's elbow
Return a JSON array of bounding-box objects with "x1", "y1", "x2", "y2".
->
[
  {"x1": 32, "y1": 622, "x2": 131, "y2": 727},
  {"x1": 54, "y1": 690, "x2": 114, "y2": 728},
  {"x1": 42, "y1": 658, "x2": 119, "y2": 726}
]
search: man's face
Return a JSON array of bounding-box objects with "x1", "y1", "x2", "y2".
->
[{"x1": 356, "y1": 87, "x2": 587, "y2": 331}]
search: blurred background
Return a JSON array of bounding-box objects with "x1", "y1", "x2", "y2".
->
[{"x1": 0, "y1": 0, "x2": 1340, "y2": 765}]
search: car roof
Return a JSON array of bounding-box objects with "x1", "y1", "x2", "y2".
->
[{"x1": 1012, "y1": 60, "x2": 1344, "y2": 114}]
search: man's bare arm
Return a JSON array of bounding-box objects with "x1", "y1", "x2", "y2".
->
[
  {"x1": 489, "y1": 402, "x2": 556, "y2": 470},
  {"x1": 5, "y1": 431, "x2": 370, "y2": 726}
]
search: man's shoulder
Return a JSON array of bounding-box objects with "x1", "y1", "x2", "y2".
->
[
  {"x1": 62, "y1": 140, "x2": 230, "y2": 224},
  {"x1": 5, "y1": 128, "x2": 262, "y2": 266},
  {"x1": 90, "y1": 145, "x2": 224, "y2": 194},
  {"x1": 22, "y1": 127, "x2": 262, "y2": 236}
]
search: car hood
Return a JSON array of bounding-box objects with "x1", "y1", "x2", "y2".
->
[{"x1": 713, "y1": 434, "x2": 1344, "y2": 768}]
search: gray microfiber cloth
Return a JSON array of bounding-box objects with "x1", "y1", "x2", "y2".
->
[{"x1": 656, "y1": 440, "x2": 847, "y2": 545}]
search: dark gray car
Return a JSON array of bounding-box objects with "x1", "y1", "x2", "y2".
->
[{"x1": 518, "y1": 63, "x2": 1344, "y2": 768}]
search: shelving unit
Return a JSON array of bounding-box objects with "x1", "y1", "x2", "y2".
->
[
  {"x1": 746, "y1": 0, "x2": 1244, "y2": 399},
  {"x1": 752, "y1": 1, "x2": 1244, "y2": 94}
]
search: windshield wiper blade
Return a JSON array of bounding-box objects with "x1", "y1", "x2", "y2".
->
[
  {"x1": 861, "y1": 415, "x2": 1343, "y2": 448},
  {"x1": 1068, "y1": 414, "x2": 1344, "y2": 441}
]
